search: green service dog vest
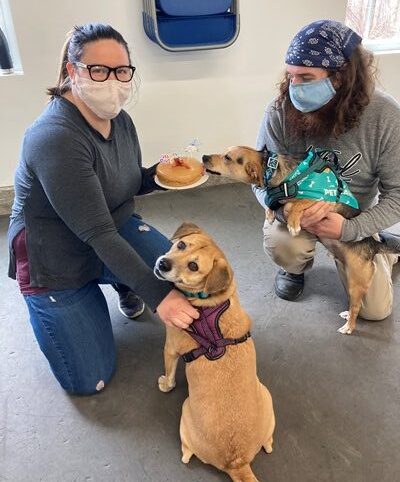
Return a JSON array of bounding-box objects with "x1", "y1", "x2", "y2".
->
[{"x1": 264, "y1": 149, "x2": 359, "y2": 210}]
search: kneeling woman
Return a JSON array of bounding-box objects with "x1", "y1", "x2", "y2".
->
[{"x1": 8, "y1": 23, "x2": 198, "y2": 395}]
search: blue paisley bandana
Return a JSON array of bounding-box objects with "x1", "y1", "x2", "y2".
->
[{"x1": 285, "y1": 20, "x2": 362, "y2": 69}]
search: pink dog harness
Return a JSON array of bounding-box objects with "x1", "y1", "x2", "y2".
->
[{"x1": 182, "y1": 300, "x2": 251, "y2": 363}]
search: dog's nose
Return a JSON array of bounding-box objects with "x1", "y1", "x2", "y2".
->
[
  {"x1": 157, "y1": 257, "x2": 172, "y2": 272},
  {"x1": 202, "y1": 155, "x2": 211, "y2": 163}
]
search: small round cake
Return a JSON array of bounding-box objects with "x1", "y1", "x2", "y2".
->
[{"x1": 156, "y1": 156, "x2": 204, "y2": 187}]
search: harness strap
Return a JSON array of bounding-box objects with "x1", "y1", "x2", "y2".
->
[
  {"x1": 315, "y1": 149, "x2": 347, "y2": 203},
  {"x1": 182, "y1": 331, "x2": 251, "y2": 363}
]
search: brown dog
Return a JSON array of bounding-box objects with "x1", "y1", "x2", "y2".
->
[
  {"x1": 155, "y1": 222, "x2": 275, "y2": 482},
  {"x1": 203, "y1": 146, "x2": 396, "y2": 335}
]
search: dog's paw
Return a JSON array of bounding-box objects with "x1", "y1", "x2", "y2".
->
[
  {"x1": 337, "y1": 322, "x2": 353, "y2": 335},
  {"x1": 339, "y1": 310, "x2": 350, "y2": 320},
  {"x1": 266, "y1": 210, "x2": 275, "y2": 225},
  {"x1": 181, "y1": 453, "x2": 191, "y2": 464},
  {"x1": 287, "y1": 224, "x2": 301, "y2": 237},
  {"x1": 158, "y1": 375, "x2": 176, "y2": 393},
  {"x1": 263, "y1": 444, "x2": 273, "y2": 454},
  {"x1": 181, "y1": 449, "x2": 193, "y2": 464}
]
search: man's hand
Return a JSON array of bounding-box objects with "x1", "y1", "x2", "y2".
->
[
  {"x1": 156, "y1": 289, "x2": 199, "y2": 329},
  {"x1": 299, "y1": 201, "x2": 334, "y2": 228},
  {"x1": 303, "y1": 211, "x2": 345, "y2": 239}
]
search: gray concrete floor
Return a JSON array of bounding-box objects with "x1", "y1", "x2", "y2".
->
[{"x1": 1, "y1": 183, "x2": 399, "y2": 482}]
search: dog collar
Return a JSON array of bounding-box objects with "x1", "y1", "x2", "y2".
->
[
  {"x1": 180, "y1": 289, "x2": 210, "y2": 299},
  {"x1": 182, "y1": 300, "x2": 251, "y2": 363},
  {"x1": 262, "y1": 147, "x2": 279, "y2": 185}
]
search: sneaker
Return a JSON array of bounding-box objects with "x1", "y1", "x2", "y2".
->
[
  {"x1": 274, "y1": 269, "x2": 304, "y2": 301},
  {"x1": 118, "y1": 291, "x2": 146, "y2": 319}
]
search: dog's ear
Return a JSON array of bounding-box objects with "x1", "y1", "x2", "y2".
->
[
  {"x1": 204, "y1": 258, "x2": 233, "y2": 294},
  {"x1": 245, "y1": 161, "x2": 262, "y2": 184},
  {"x1": 171, "y1": 222, "x2": 203, "y2": 241}
]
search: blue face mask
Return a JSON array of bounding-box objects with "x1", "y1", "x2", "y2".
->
[{"x1": 289, "y1": 77, "x2": 336, "y2": 113}]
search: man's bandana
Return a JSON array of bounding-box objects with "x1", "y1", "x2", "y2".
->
[{"x1": 285, "y1": 20, "x2": 362, "y2": 69}]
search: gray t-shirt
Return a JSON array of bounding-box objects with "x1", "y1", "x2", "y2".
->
[
  {"x1": 253, "y1": 90, "x2": 400, "y2": 241},
  {"x1": 8, "y1": 96, "x2": 171, "y2": 310}
]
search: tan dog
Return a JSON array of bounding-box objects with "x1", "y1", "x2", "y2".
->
[
  {"x1": 203, "y1": 146, "x2": 397, "y2": 335},
  {"x1": 155, "y1": 222, "x2": 275, "y2": 482}
]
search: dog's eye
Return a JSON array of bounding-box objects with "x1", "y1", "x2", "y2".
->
[
  {"x1": 177, "y1": 241, "x2": 186, "y2": 250},
  {"x1": 188, "y1": 262, "x2": 198, "y2": 272},
  {"x1": 237, "y1": 157, "x2": 243, "y2": 165},
  {"x1": 224, "y1": 155, "x2": 232, "y2": 162}
]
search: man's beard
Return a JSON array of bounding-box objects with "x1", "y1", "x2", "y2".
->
[{"x1": 285, "y1": 96, "x2": 337, "y2": 142}]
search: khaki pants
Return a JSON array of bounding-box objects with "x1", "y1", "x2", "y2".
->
[{"x1": 263, "y1": 220, "x2": 398, "y2": 320}]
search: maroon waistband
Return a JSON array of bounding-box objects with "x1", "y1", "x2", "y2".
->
[{"x1": 13, "y1": 229, "x2": 49, "y2": 295}]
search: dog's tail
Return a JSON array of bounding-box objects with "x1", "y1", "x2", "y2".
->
[
  {"x1": 349, "y1": 236, "x2": 400, "y2": 259},
  {"x1": 375, "y1": 232, "x2": 400, "y2": 256},
  {"x1": 226, "y1": 464, "x2": 259, "y2": 482}
]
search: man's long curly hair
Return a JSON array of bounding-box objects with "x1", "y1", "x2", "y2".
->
[{"x1": 275, "y1": 45, "x2": 377, "y2": 138}]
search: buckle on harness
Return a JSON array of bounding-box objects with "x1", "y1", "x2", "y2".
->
[
  {"x1": 182, "y1": 352, "x2": 196, "y2": 363},
  {"x1": 267, "y1": 154, "x2": 279, "y2": 170},
  {"x1": 282, "y1": 182, "x2": 289, "y2": 197}
]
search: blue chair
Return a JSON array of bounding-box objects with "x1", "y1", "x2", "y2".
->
[{"x1": 142, "y1": 0, "x2": 240, "y2": 52}]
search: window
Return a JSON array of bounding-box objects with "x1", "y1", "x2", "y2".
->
[
  {"x1": 0, "y1": 0, "x2": 23, "y2": 75},
  {"x1": 346, "y1": 0, "x2": 400, "y2": 53}
]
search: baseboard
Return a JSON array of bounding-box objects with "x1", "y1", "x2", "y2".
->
[
  {"x1": 0, "y1": 177, "x2": 238, "y2": 216},
  {"x1": 0, "y1": 186, "x2": 13, "y2": 216}
]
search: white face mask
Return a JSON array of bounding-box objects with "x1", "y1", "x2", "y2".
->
[{"x1": 75, "y1": 77, "x2": 132, "y2": 120}]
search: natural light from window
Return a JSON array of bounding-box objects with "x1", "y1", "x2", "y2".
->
[{"x1": 346, "y1": 0, "x2": 400, "y2": 53}]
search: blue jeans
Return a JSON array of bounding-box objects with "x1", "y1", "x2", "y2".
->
[{"x1": 24, "y1": 215, "x2": 171, "y2": 396}]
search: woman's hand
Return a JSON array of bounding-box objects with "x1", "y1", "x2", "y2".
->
[
  {"x1": 156, "y1": 289, "x2": 199, "y2": 329},
  {"x1": 303, "y1": 211, "x2": 345, "y2": 239}
]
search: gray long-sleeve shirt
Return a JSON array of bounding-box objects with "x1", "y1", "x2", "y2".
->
[
  {"x1": 253, "y1": 90, "x2": 400, "y2": 241},
  {"x1": 8, "y1": 96, "x2": 172, "y2": 310}
]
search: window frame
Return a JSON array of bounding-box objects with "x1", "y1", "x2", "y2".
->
[{"x1": 0, "y1": 0, "x2": 23, "y2": 75}]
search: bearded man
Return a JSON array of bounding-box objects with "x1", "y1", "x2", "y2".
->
[{"x1": 253, "y1": 19, "x2": 400, "y2": 320}]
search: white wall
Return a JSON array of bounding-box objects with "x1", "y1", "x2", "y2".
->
[{"x1": 1, "y1": 0, "x2": 399, "y2": 187}]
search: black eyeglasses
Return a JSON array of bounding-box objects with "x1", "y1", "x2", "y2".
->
[{"x1": 75, "y1": 62, "x2": 136, "y2": 82}]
